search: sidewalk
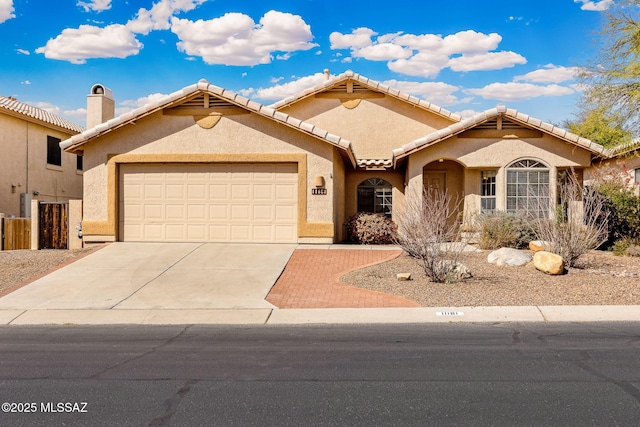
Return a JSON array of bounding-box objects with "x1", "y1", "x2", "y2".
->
[{"x1": 0, "y1": 243, "x2": 639, "y2": 325}]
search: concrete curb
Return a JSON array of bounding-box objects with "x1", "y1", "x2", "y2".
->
[{"x1": 2, "y1": 305, "x2": 639, "y2": 325}]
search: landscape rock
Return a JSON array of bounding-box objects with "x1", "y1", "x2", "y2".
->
[
  {"x1": 529, "y1": 240, "x2": 552, "y2": 252},
  {"x1": 533, "y1": 251, "x2": 565, "y2": 275},
  {"x1": 487, "y1": 247, "x2": 533, "y2": 267},
  {"x1": 396, "y1": 273, "x2": 411, "y2": 281},
  {"x1": 436, "y1": 260, "x2": 472, "y2": 281}
]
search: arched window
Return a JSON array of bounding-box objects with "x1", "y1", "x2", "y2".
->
[
  {"x1": 357, "y1": 178, "x2": 392, "y2": 216},
  {"x1": 506, "y1": 159, "x2": 550, "y2": 217}
]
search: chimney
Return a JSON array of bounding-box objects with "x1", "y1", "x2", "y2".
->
[
  {"x1": 324, "y1": 68, "x2": 330, "y2": 81},
  {"x1": 87, "y1": 84, "x2": 114, "y2": 129}
]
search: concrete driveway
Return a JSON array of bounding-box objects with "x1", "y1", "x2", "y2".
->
[{"x1": 0, "y1": 243, "x2": 296, "y2": 310}]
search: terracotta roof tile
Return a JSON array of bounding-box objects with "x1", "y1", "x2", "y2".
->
[{"x1": 0, "y1": 95, "x2": 84, "y2": 133}]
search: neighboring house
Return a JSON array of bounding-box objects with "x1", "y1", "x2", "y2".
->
[
  {"x1": 585, "y1": 141, "x2": 640, "y2": 195},
  {"x1": 0, "y1": 95, "x2": 84, "y2": 218},
  {"x1": 61, "y1": 70, "x2": 617, "y2": 245}
]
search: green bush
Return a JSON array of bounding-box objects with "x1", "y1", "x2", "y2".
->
[
  {"x1": 346, "y1": 212, "x2": 397, "y2": 244},
  {"x1": 476, "y1": 211, "x2": 536, "y2": 250},
  {"x1": 598, "y1": 184, "x2": 640, "y2": 246},
  {"x1": 612, "y1": 238, "x2": 640, "y2": 257}
]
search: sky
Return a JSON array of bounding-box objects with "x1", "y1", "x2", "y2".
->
[{"x1": 0, "y1": 0, "x2": 615, "y2": 129}]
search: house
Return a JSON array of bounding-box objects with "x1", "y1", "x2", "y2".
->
[
  {"x1": 61, "y1": 71, "x2": 614, "y2": 245},
  {"x1": 0, "y1": 95, "x2": 84, "y2": 218}
]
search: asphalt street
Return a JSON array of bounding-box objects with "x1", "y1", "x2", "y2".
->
[{"x1": 1, "y1": 322, "x2": 639, "y2": 426}]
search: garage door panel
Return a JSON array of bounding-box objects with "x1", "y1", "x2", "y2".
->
[{"x1": 120, "y1": 163, "x2": 297, "y2": 242}]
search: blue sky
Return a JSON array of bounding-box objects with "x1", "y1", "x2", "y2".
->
[{"x1": 1, "y1": 0, "x2": 613, "y2": 128}]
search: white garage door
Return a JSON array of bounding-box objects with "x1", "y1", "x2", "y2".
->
[{"x1": 119, "y1": 163, "x2": 298, "y2": 243}]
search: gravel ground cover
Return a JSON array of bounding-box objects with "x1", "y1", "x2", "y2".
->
[
  {"x1": 0, "y1": 248, "x2": 94, "y2": 295},
  {"x1": 341, "y1": 250, "x2": 640, "y2": 306}
]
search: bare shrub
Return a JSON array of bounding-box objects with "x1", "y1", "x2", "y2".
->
[
  {"x1": 346, "y1": 212, "x2": 397, "y2": 244},
  {"x1": 529, "y1": 170, "x2": 609, "y2": 267},
  {"x1": 395, "y1": 187, "x2": 469, "y2": 283}
]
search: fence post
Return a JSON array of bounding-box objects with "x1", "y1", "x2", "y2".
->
[
  {"x1": 0, "y1": 213, "x2": 4, "y2": 251},
  {"x1": 68, "y1": 200, "x2": 83, "y2": 250},
  {"x1": 30, "y1": 199, "x2": 39, "y2": 250}
]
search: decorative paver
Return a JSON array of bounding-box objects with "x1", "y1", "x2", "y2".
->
[{"x1": 267, "y1": 249, "x2": 419, "y2": 308}]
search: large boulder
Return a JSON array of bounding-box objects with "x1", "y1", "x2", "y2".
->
[
  {"x1": 487, "y1": 247, "x2": 533, "y2": 267},
  {"x1": 529, "y1": 240, "x2": 551, "y2": 252},
  {"x1": 533, "y1": 251, "x2": 565, "y2": 275}
]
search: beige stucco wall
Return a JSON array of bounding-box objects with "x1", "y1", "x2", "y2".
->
[
  {"x1": 406, "y1": 134, "x2": 595, "y2": 220},
  {"x1": 0, "y1": 113, "x2": 82, "y2": 217},
  {"x1": 585, "y1": 154, "x2": 640, "y2": 195},
  {"x1": 279, "y1": 95, "x2": 456, "y2": 160},
  {"x1": 80, "y1": 110, "x2": 341, "y2": 242}
]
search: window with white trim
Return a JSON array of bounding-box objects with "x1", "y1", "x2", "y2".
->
[
  {"x1": 357, "y1": 178, "x2": 393, "y2": 216},
  {"x1": 480, "y1": 170, "x2": 496, "y2": 212},
  {"x1": 506, "y1": 159, "x2": 550, "y2": 217}
]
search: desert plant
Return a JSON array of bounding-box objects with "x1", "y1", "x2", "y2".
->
[
  {"x1": 589, "y1": 162, "x2": 640, "y2": 246},
  {"x1": 394, "y1": 187, "x2": 470, "y2": 283},
  {"x1": 529, "y1": 170, "x2": 609, "y2": 267},
  {"x1": 612, "y1": 238, "x2": 640, "y2": 257},
  {"x1": 476, "y1": 211, "x2": 536, "y2": 249},
  {"x1": 345, "y1": 212, "x2": 397, "y2": 244}
]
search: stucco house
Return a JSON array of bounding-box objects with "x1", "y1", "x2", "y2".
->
[
  {"x1": 0, "y1": 95, "x2": 84, "y2": 218},
  {"x1": 61, "y1": 70, "x2": 615, "y2": 245}
]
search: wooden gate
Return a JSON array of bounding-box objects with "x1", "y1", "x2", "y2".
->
[
  {"x1": 1, "y1": 218, "x2": 31, "y2": 250},
  {"x1": 39, "y1": 202, "x2": 68, "y2": 250}
]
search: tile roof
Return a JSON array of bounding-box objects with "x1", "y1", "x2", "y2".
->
[
  {"x1": 392, "y1": 105, "x2": 611, "y2": 165},
  {"x1": 357, "y1": 159, "x2": 394, "y2": 168},
  {"x1": 270, "y1": 70, "x2": 462, "y2": 122},
  {"x1": 0, "y1": 95, "x2": 84, "y2": 134},
  {"x1": 60, "y1": 79, "x2": 357, "y2": 167}
]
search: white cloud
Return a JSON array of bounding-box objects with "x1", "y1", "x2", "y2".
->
[
  {"x1": 35, "y1": 24, "x2": 143, "y2": 64},
  {"x1": 352, "y1": 43, "x2": 413, "y2": 61},
  {"x1": 332, "y1": 28, "x2": 527, "y2": 78},
  {"x1": 330, "y1": 27, "x2": 376, "y2": 49},
  {"x1": 37, "y1": 0, "x2": 206, "y2": 63},
  {"x1": 171, "y1": 10, "x2": 316, "y2": 66},
  {"x1": 448, "y1": 51, "x2": 527, "y2": 72},
  {"x1": 16, "y1": 48, "x2": 29, "y2": 55},
  {"x1": 250, "y1": 73, "x2": 329, "y2": 101},
  {"x1": 574, "y1": 0, "x2": 614, "y2": 11},
  {"x1": 120, "y1": 93, "x2": 169, "y2": 109},
  {"x1": 467, "y1": 82, "x2": 574, "y2": 102},
  {"x1": 77, "y1": 0, "x2": 112, "y2": 13},
  {"x1": 514, "y1": 64, "x2": 583, "y2": 83},
  {"x1": 383, "y1": 80, "x2": 462, "y2": 106},
  {"x1": 455, "y1": 109, "x2": 482, "y2": 118},
  {"x1": 21, "y1": 80, "x2": 31, "y2": 85},
  {"x1": 0, "y1": 0, "x2": 15, "y2": 24},
  {"x1": 126, "y1": 0, "x2": 206, "y2": 35}
]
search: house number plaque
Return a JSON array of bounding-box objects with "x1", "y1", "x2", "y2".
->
[{"x1": 312, "y1": 188, "x2": 327, "y2": 195}]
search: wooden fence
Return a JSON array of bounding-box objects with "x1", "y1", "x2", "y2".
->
[{"x1": 1, "y1": 217, "x2": 31, "y2": 251}]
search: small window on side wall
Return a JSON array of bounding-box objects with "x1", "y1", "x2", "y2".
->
[
  {"x1": 77, "y1": 155, "x2": 83, "y2": 171},
  {"x1": 357, "y1": 178, "x2": 393, "y2": 217},
  {"x1": 47, "y1": 136, "x2": 62, "y2": 166}
]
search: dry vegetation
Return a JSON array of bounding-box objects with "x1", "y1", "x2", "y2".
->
[{"x1": 341, "y1": 249, "x2": 640, "y2": 306}]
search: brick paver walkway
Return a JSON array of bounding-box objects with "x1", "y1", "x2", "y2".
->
[{"x1": 267, "y1": 249, "x2": 419, "y2": 308}]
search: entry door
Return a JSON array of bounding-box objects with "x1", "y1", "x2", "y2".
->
[{"x1": 424, "y1": 172, "x2": 446, "y2": 194}]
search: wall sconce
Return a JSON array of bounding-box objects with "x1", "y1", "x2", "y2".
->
[
  {"x1": 314, "y1": 175, "x2": 325, "y2": 188},
  {"x1": 438, "y1": 158, "x2": 444, "y2": 163}
]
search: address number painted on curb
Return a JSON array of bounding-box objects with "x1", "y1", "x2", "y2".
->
[{"x1": 436, "y1": 311, "x2": 464, "y2": 316}]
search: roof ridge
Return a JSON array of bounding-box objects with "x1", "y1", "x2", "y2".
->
[
  {"x1": 60, "y1": 79, "x2": 357, "y2": 167},
  {"x1": 269, "y1": 70, "x2": 462, "y2": 122},
  {"x1": 0, "y1": 95, "x2": 84, "y2": 134},
  {"x1": 392, "y1": 106, "x2": 606, "y2": 163}
]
